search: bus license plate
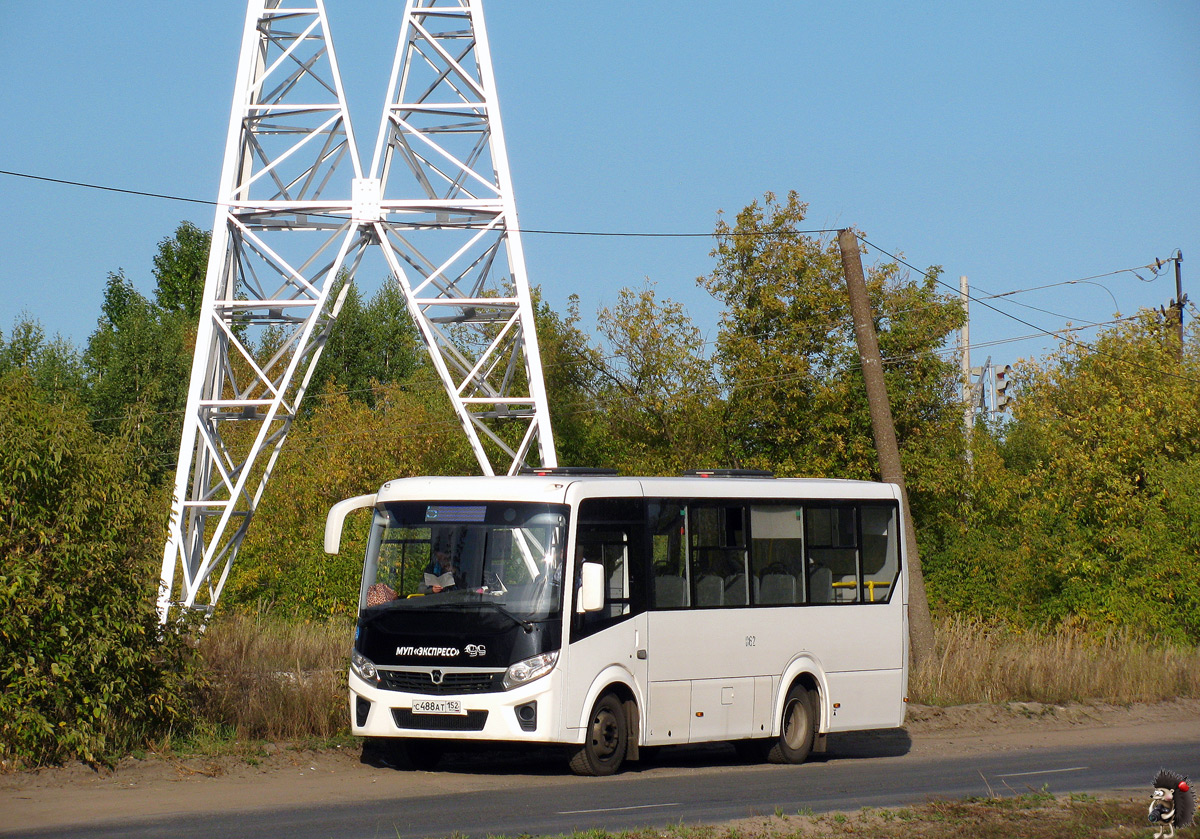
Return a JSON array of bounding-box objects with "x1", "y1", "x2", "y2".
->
[{"x1": 411, "y1": 699, "x2": 465, "y2": 715}]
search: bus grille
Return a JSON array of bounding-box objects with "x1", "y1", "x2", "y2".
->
[
  {"x1": 392, "y1": 709, "x2": 489, "y2": 731},
  {"x1": 379, "y1": 670, "x2": 503, "y2": 695}
]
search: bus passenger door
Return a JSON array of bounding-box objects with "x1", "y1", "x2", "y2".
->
[
  {"x1": 643, "y1": 500, "x2": 694, "y2": 744},
  {"x1": 564, "y1": 494, "x2": 649, "y2": 738}
]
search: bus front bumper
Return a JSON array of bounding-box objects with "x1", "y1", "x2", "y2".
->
[{"x1": 349, "y1": 668, "x2": 562, "y2": 742}]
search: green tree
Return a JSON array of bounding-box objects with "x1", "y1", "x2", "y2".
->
[
  {"x1": 699, "y1": 191, "x2": 967, "y2": 520},
  {"x1": 0, "y1": 371, "x2": 196, "y2": 766},
  {"x1": 591, "y1": 283, "x2": 723, "y2": 474},
  {"x1": 308, "y1": 280, "x2": 423, "y2": 407},
  {"x1": 78, "y1": 221, "x2": 211, "y2": 482},
  {"x1": 533, "y1": 292, "x2": 609, "y2": 468},
  {"x1": 928, "y1": 315, "x2": 1200, "y2": 641},
  {"x1": 0, "y1": 313, "x2": 86, "y2": 398},
  {"x1": 152, "y1": 221, "x2": 210, "y2": 318},
  {"x1": 84, "y1": 271, "x2": 194, "y2": 483}
]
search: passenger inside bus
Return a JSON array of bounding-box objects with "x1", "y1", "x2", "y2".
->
[{"x1": 366, "y1": 582, "x2": 398, "y2": 606}]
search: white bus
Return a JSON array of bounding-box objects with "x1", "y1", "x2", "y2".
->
[{"x1": 324, "y1": 469, "x2": 908, "y2": 775}]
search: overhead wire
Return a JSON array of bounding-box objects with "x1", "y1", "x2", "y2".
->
[
  {"x1": 0, "y1": 166, "x2": 1169, "y2": 304},
  {"x1": 0, "y1": 169, "x2": 218, "y2": 209},
  {"x1": 6, "y1": 166, "x2": 1168, "y2": 332},
  {"x1": 0, "y1": 168, "x2": 837, "y2": 239},
  {"x1": 112, "y1": 311, "x2": 1148, "y2": 463},
  {"x1": 6, "y1": 166, "x2": 1194, "y2": 409},
  {"x1": 78, "y1": 300, "x2": 1140, "y2": 432},
  {"x1": 855, "y1": 234, "x2": 1200, "y2": 386}
]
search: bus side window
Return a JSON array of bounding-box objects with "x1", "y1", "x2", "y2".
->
[
  {"x1": 805, "y1": 506, "x2": 859, "y2": 603},
  {"x1": 573, "y1": 497, "x2": 645, "y2": 639},
  {"x1": 689, "y1": 504, "x2": 749, "y2": 608},
  {"x1": 750, "y1": 505, "x2": 804, "y2": 605},
  {"x1": 650, "y1": 501, "x2": 688, "y2": 608},
  {"x1": 576, "y1": 535, "x2": 630, "y2": 620},
  {"x1": 860, "y1": 504, "x2": 899, "y2": 603}
]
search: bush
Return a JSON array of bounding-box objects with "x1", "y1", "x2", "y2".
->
[{"x1": 0, "y1": 371, "x2": 197, "y2": 766}]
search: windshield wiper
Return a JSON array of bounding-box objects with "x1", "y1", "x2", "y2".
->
[
  {"x1": 477, "y1": 602, "x2": 535, "y2": 633},
  {"x1": 401, "y1": 597, "x2": 536, "y2": 633}
]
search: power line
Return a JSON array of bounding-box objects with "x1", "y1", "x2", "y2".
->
[
  {"x1": 0, "y1": 169, "x2": 218, "y2": 208},
  {"x1": 8, "y1": 165, "x2": 1192, "y2": 393},
  {"x1": 856, "y1": 234, "x2": 1200, "y2": 386},
  {"x1": 0, "y1": 168, "x2": 836, "y2": 239},
  {"x1": 977, "y1": 267, "x2": 1160, "y2": 301},
  {"x1": 81, "y1": 311, "x2": 1147, "y2": 436},
  {"x1": 0, "y1": 167, "x2": 1171, "y2": 315}
]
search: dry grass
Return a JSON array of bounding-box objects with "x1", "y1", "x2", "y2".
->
[
  {"x1": 911, "y1": 617, "x2": 1200, "y2": 706},
  {"x1": 496, "y1": 793, "x2": 1153, "y2": 839},
  {"x1": 193, "y1": 613, "x2": 353, "y2": 741},
  {"x1": 186, "y1": 614, "x2": 1200, "y2": 745},
  {"x1": 691, "y1": 793, "x2": 1150, "y2": 839}
]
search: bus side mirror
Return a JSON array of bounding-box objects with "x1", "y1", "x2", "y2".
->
[
  {"x1": 324, "y1": 493, "x2": 377, "y2": 554},
  {"x1": 577, "y1": 562, "x2": 606, "y2": 613}
]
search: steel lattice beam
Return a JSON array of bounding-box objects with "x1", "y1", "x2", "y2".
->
[{"x1": 159, "y1": 0, "x2": 556, "y2": 622}]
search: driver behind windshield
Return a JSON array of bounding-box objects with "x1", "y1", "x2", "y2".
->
[{"x1": 419, "y1": 550, "x2": 462, "y2": 594}]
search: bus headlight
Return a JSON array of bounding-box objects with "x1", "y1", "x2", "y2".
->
[
  {"x1": 351, "y1": 649, "x2": 380, "y2": 685},
  {"x1": 503, "y1": 651, "x2": 558, "y2": 690}
]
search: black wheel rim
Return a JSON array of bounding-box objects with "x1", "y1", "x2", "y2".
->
[{"x1": 590, "y1": 707, "x2": 621, "y2": 761}]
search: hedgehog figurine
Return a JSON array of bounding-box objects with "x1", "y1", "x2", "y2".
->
[{"x1": 1149, "y1": 769, "x2": 1195, "y2": 839}]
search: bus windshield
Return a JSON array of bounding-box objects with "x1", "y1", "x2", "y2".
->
[{"x1": 360, "y1": 501, "x2": 569, "y2": 622}]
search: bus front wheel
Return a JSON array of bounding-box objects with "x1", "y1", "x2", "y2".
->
[
  {"x1": 767, "y1": 684, "x2": 815, "y2": 764},
  {"x1": 569, "y1": 692, "x2": 627, "y2": 776}
]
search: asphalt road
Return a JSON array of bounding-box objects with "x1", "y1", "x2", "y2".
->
[{"x1": 10, "y1": 733, "x2": 1195, "y2": 839}]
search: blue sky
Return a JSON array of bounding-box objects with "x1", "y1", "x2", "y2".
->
[{"x1": 2, "y1": 1, "x2": 1197, "y2": 370}]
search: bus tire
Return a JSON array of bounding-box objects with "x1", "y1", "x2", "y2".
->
[
  {"x1": 767, "y1": 684, "x2": 815, "y2": 764},
  {"x1": 569, "y1": 692, "x2": 627, "y2": 776}
]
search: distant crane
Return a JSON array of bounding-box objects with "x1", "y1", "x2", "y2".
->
[{"x1": 158, "y1": 0, "x2": 556, "y2": 622}]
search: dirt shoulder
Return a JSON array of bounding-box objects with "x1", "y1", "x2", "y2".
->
[{"x1": 3, "y1": 698, "x2": 1199, "y2": 834}]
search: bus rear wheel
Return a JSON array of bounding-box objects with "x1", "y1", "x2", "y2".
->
[
  {"x1": 569, "y1": 693, "x2": 627, "y2": 776},
  {"x1": 767, "y1": 685, "x2": 815, "y2": 764}
]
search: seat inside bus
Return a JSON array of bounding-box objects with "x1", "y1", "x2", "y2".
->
[
  {"x1": 808, "y1": 566, "x2": 834, "y2": 604},
  {"x1": 696, "y1": 574, "x2": 723, "y2": 607},
  {"x1": 758, "y1": 573, "x2": 799, "y2": 604},
  {"x1": 654, "y1": 574, "x2": 687, "y2": 607}
]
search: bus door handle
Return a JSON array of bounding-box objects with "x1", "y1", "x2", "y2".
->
[{"x1": 637, "y1": 649, "x2": 647, "y2": 660}]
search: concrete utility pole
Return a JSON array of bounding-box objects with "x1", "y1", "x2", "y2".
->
[
  {"x1": 1172, "y1": 252, "x2": 1186, "y2": 364},
  {"x1": 959, "y1": 275, "x2": 972, "y2": 434},
  {"x1": 837, "y1": 229, "x2": 936, "y2": 668},
  {"x1": 1156, "y1": 251, "x2": 1187, "y2": 364}
]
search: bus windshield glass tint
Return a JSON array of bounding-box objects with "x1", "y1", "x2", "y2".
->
[{"x1": 361, "y1": 502, "x2": 569, "y2": 621}]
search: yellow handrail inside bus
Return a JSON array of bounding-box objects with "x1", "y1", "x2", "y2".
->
[{"x1": 831, "y1": 579, "x2": 891, "y2": 602}]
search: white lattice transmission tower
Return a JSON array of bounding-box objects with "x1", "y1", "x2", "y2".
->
[{"x1": 159, "y1": 0, "x2": 556, "y2": 622}]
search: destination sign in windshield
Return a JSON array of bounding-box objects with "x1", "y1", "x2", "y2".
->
[{"x1": 425, "y1": 505, "x2": 487, "y2": 523}]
